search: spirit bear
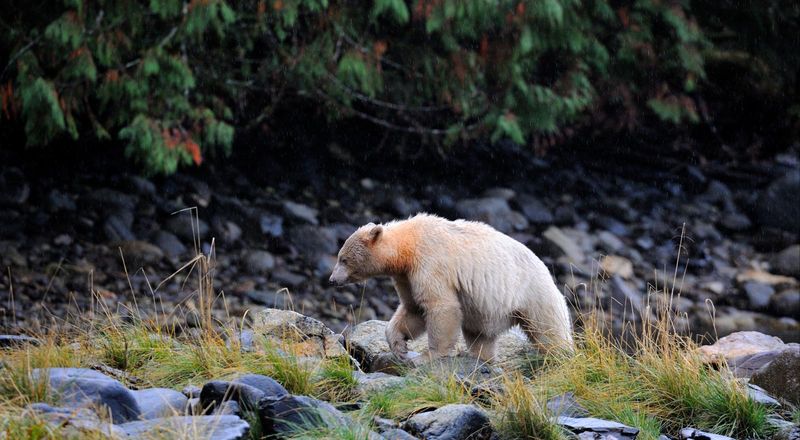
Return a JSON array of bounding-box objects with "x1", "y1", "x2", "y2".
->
[{"x1": 329, "y1": 213, "x2": 574, "y2": 361}]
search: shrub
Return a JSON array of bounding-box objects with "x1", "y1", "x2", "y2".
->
[{"x1": 1, "y1": 0, "x2": 713, "y2": 173}]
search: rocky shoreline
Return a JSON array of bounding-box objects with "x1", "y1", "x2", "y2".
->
[
  {"x1": 0, "y1": 149, "x2": 798, "y2": 341},
  {"x1": 3, "y1": 309, "x2": 799, "y2": 439}
]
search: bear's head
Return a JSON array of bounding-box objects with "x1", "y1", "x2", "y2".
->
[{"x1": 329, "y1": 223, "x2": 384, "y2": 286}]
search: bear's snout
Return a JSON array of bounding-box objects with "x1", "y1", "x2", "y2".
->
[{"x1": 329, "y1": 263, "x2": 349, "y2": 286}]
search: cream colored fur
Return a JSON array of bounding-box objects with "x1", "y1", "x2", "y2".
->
[{"x1": 330, "y1": 213, "x2": 574, "y2": 361}]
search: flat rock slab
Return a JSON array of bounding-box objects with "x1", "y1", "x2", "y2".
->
[
  {"x1": 404, "y1": 404, "x2": 492, "y2": 440},
  {"x1": 347, "y1": 320, "x2": 532, "y2": 373},
  {"x1": 33, "y1": 367, "x2": 141, "y2": 423},
  {"x1": 26, "y1": 403, "x2": 124, "y2": 438},
  {"x1": 0, "y1": 334, "x2": 41, "y2": 347},
  {"x1": 558, "y1": 417, "x2": 639, "y2": 440},
  {"x1": 679, "y1": 427, "x2": 735, "y2": 440},
  {"x1": 118, "y1": 415, "x2": 249, "y2": 439}
]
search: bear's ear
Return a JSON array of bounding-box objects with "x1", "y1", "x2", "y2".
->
[{"x1": 368, "y1": 225, "x2": 383, "y2": 243}]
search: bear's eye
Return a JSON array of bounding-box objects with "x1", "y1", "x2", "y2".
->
[{"x1": 340, "y1": 257, "x2": 348, "y2": 265}]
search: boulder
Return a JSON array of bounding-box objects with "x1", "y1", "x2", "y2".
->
[
  {"x1": 33, "y1": 368, "x2": 141, "y2": 423},
  {"x1": 756, "y1": 170, "x2": 800, "y2": 234},
  {"x1": 353, "y1": 371, "x2": 406, "y2": 395},
  {"x1": 742, "y1": 282, "x2": 775, "y2": 310},
  {"x1": 287, "y1": 225, "x2": 339, "y2": 261},
  {"x1": 132, "y1": 388, "x2": 189, "y2": 419},
  {"x1": 542, "y1": 226, "x2": 585, "y2": 264},
  {"x1": 200, "y1": 374, "x2": 288, "y2": 412},
  {"x1": 404, "y1": 404, "x2": 492, "y2": 440},
  {"x1": 455, "y1": 198, "x2": 528, "y2": 233},
  {"x1": 557, "y1": 417, "x2": 639, "y2": 440},
  {"x1": 347, "y1": 320, "x2": 532, "y2": 373},
  {"x1": 242, "y1": 250, "x2": 276, "y2": 273},
  {"x1": 772, "y1": 245, "x2": 800, "y2": 278},
  {"x1": 118, "y1": 415, "x2": 249, "y2": 439},
  {"x1": 0, "y1": 334, "x2": 41, "y2": 348},
  {"x1": 251, "y1": 308, "x2": 350, "y2": 359},
  {"x1": 283, "y1": 201, "x2": 319, "y2": 225},
  {"x1": 750, "y1": 348, "x2": 800, "y2": 404},
  {"x1": 153, "y1": 230, "x2": 188, "y2": 259},
  {"x1": 698, "y1": 331, "x2": 800, "y2": 378},
  {"x1": 166, "y1": 215, "x2": 210, "y2": 241},
  {"x1": 516, "y1": 194, "x2": 554, "y2": 225},
  {"x1": 258, "y1": 394, "x2": 349, "y2": 436}
]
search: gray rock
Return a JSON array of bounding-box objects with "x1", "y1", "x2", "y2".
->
[
  {"x1": 132, "y1": 388, "x2": 189, "y2": 419},
  {"x1": 104, "y1": 212, "x2": 136, "y2": 242},
  {"x1": 679, "y1": 427, "x2": 735, "y2": 440},
  {"x1": 746, "y1": 383, "x2": 781, "y2": 408},
  {"x1": 118, "y1": 415, "x2": 249, "y2": 439},
  {"x1": 610, "y1": 276, "x2": 647, "y2": 320},
  {"x1": 0, "y1": 168, "x2": 30, "y2": 206},
  {"x1": 287, "y1": 225, "x2": 339, "y2": 260},
  {"x1": 597, "y1": 231, "x2": 625, "y2": 253},
  {"x1": 347, "y1": 320, "x2": 531, "y2": 373},
  {"x1": 215, "y1": 400, "x2": 241, "y2": 416},
  {"x1": 259, "y1": 213, "x2": 284, "y2": 237},
  {"x1": 542, "y1": 226, "x2": 584, "y2": 263},
  {"x1": 182, "y1": 385, "x2": 202, "y2": 399},
  {"x1": 33, "y1": 367, "x2": 141, "y2": 423},
  {"x1": 391, "y1": 196, "x2": 423, "y2": 218},
  {"x1": 0, "y1": 334, "x2": 41, "y2": 348},
  {"x1": 200, "y1": 374, "x2": 288, "y2": 412},
  {"x1": 121, "y1": 175, "x2": 156, "y2": 197},
  {"x1": 258, "y1": 394, "x2": 349, "y2": 436},
  {"x1": 166, "y1": 214, "x2": 210, "y2": 241},
  {"x1": 772, "y1": 245, "x2": 800, "y2": 277},
  {"x1": 382, "y1": 428, "x2": 420, "y2": 439},
  {"x1": 283, "y1": 201, "x2": 319, "y2": 225},
  {"x1": 719, "y1": 211, "x2": 752, "y2": 232},
  {"x1": 546, "y1": 392, "x2": 589, "y2": 418},
  {"x1": 757, "y1": 170, "x2": 800, "y2": 234},
  {"x1": 118, "y1": 240, "x2": 164, "y2": 266},
  {"x1": 517, "y1": 194, "x2": 554, "y2": 225},
  {"x1": 354, "y1": 371, "x2": 406, "y2": 395},
  {"x1": 26, "y1": 403, "x2": 124, "y2": 437},
  {"x1": 271, "y1": 268, "x2": 307, "y2": 288},
  {"x1": 455, "y1": 197, "x2": 528, "y2": 233},
  {"x1": 47, "y1": 189, "x2": 76, "y2": 211},
  {"x1": 251, "y1": 308, "x2": 350, "y2": 359},
  {"x1": 483, "y1": 187, "x2": 516, "y2": 200},
  {"x1": 771, "y1": 290, "x2": 800, "y2": 318},
  {"x1": 212, "y1": 217, "x2": 243, "y2": 243},
  {"x1": 404, "y1": 404, "x2": 492, "y2": 440},
  {"x1": 153, "y1": 230, "x2": 188, "y2": 259},
  {"x1": 743, "y1": 282, "x2": 775, "y2": 310},
  {"x1": 245, "y1": 290, "x2": 290, "y2": 308},
  {"x1": 558, "y1": 417, "x2": 639, "y2": 439},
  {"x1": 750, "y1": 348, "x2": 800, "y2": 404},
  {"x1": 242, "y1": 250, "x2": 276, "y2": 273},
  {"x1": 86, "y1": 188, "x2": 137, "y2": 212}
]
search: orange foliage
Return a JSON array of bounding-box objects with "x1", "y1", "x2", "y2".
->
[
  {"x1": 273, "y1": 0, "x2": 284, "y2": 11},
  {"x1": 161, "y1": 127, "x2": 203, "y2": 165},
  {"x1": 1, "y1": 81, "x2": 18, "y2": 119}
]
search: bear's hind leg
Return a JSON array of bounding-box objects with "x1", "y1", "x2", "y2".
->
[
  {"x1": 462, "y1": 329, "x2": 497, "y2": 362},
  {"x1": 514, "y1": 309, "x2": 573, "y2": 355}
]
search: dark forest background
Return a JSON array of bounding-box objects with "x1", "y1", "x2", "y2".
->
[{"x1": 1, "y1": 0, "x2": 798, "y2": 173}]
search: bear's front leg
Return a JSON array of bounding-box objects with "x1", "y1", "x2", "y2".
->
[
  {"x1": 386, "y1": 305, "x2": 426, "y2": 359},
  {"x1": 422, "y1": 298, "x2": 462, "y2": 359}
]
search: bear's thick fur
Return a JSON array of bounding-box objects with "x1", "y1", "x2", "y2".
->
[{"x1": 329, "y1": 213, "x2": 573, "y2": 361}]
